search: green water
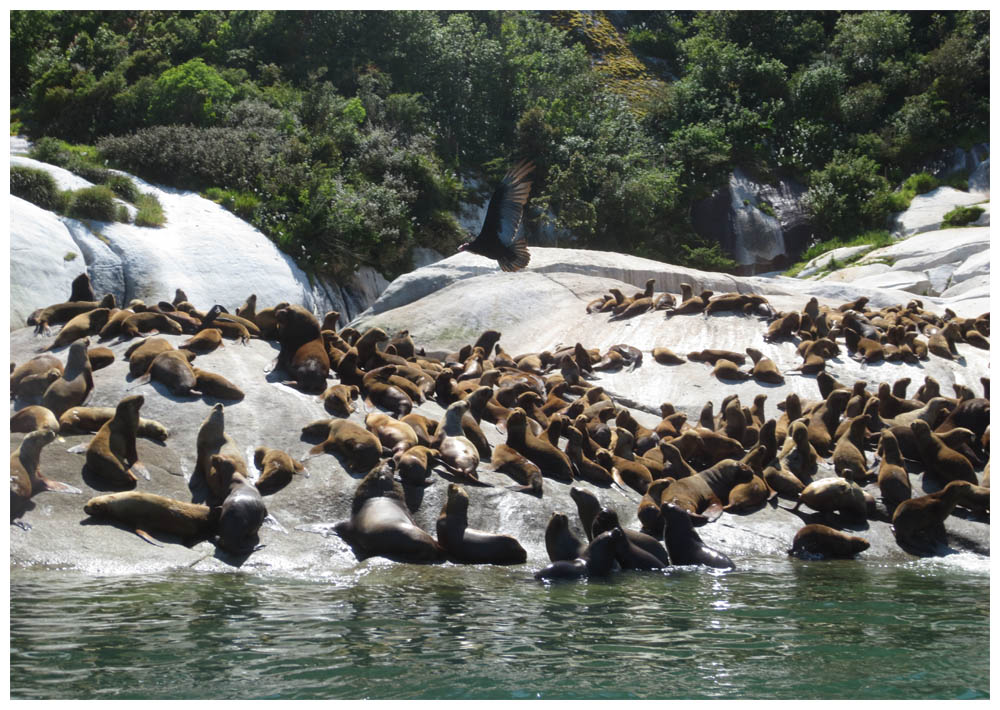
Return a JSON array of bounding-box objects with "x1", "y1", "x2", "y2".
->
[{"x1": 9, "y1": 556, "x2": 990, "y2": 700}]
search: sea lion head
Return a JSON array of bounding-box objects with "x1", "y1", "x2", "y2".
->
[
  {"x1": 83, "y1": 492, "x2": 115, "y2": 517},
  {"x1": 591, "y1": 508, "x2": 622, "y2": 539},
  {"x1": 210, "y1": 454, "x2": 242, "y2": 490},
  {"x1": 445, "y1": 482, "x2": 470, "y2": 514},
  {"x1": 253, "y1": 446, "x2": 268, "y2": 470}
]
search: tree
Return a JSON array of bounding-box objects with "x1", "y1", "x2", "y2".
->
[{"x1": 148, "y1": 57, "x2": 234, "y2": 126}]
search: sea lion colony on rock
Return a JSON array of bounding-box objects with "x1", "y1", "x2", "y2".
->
[{"x1": 10, "y1": 275, "x2": 991, "y2": 573}]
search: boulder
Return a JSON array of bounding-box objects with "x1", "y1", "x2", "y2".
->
[{"x1": 889, "y1": 187, "x2": 988, "y2": 238}]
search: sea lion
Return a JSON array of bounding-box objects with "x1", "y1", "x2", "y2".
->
[
  {"x1": 321, "y1": 383, "x2": 360, "y2": 417},
  {"x1": 84, "y1": 394, "x2": 150, "y2": 488},
  {"x1": 877, "y1": 430, "x2": 911, "y2": 517},
  {"x1": 58, "y1": 406, "x2": 169, "y2": 442},
  {"x1": 179, "y1": 328, "x2": 224, "y2": 355},
  {"x1": 910, "y1": 420, "x2": 977, "y2": 484},
  {"x1": 660, "y1": 502, "x2": 734, "y2": 569},
  {"x1": 489, "y1": 443, "x2": 544, "y2": 495},
  {"x1": 10, "y1": 406, "x2": 60, "y2": 434},
  {"x1": 435, "y1": 483, "x2": 526, "y2": 564},
  {"x1": 69, "y1": 272, "x2": 96, "y2": 302},
  {"x1": 253, "y1": 446, "x2": 305, "y2": 495},
  {"x1": 83, "y1": 491, "x2": 215, "y2": 546},
  {"x1": 97, "y1": 308, "x2": 136, "y2": 340},
  {"x1": 652, "y1": 347, "x2": 686, "y2": 365},
  {"x1": 503, "y1": 407, "x2": 574, "y2": 483},
  {"x1": 365, "y1": 412, "x2": 418, "y2": 456},
  {"x1": 688, "y1": 349, "x2": 747, "y2": 366},
  {"x1": 660, "y1": 459, "x2": 754, "y2": 523},
  {"x1": 763, "y1": 465, "x2": 805, "y2": 500},
  {"x1": 791, "y1": 477, "x2": 868, "y2": 519},
  {"x1": 746, "y1": 347, "x2": 784, "y2": 384},
  {"x1": 212, "y1": 455, "x2": 268, "y2": 555},
  {"x1": 363, "y1": 369, "x2": 414, "y2": 417},
  {"x1": 891, "y1": 480, "x2": 975, "y2": 553},
  {"x1": 125, "y1": 337, "x2": 174, "y2": 377},
  {"x1": 11, "y1": 429, "x2": 79, "y2": 521},
  {"x1": 86, "y1": 346, "x2": 115, "y2": 371},
  {"x1": 145, "y1": 350, "x2": 198, "y2": 396},
  {"x1": 764, "y1": 311, "x2": 801, "y2": 342},
  {"x1": 119, "y1": 311, "x2": 184, "y2": 339},
  {"x1": 723, "y1": 471, "x2": 772, "y2": 514},
  {"x1": 41, "y1": 340, "x2": 94, "y2": 418},
  {"x1": 564, "y1": 426, "x2": 615, "y2": 487},
  {"x1": 788, "y1": 524, "x2": 870, "y2": 559},
  {"x1": 432, "y1": 400, "x2": 482, "y2": 484},
  {"x1": 544, "y1": 512, "x2": 587, "y2": 562},
  {"x1": 274, "y1": 304, "x2": 329, "y2": 393},
  {"x1": 711, "y1": 358, "x2": 751, "y2": 381},
  {"x1": 832, "y1": 415, "x2": 872, "y2": 483},
  {"x1": 533, "y1": 528, "x2": 626, "y2": 580},
  {"x1": 305, "y1": 418, "x2": 383, "y2": 473},
  {"x1": 590, "y1": 508, "x2": 669, "y2": 569},
  {"x1": 192, "y1": 368, "x2": 245, "y2": 401},
  {"x1": 334, "y1": 461, "x2": 445, "y2": 562},
  {"x1": 194, "y1": 404, "x2": 248, "y2": 501},
  {"x1": 595, "y1": 448, "x2": 651, "y2": 495},
  {"x1": 394, "y1": 445, "x2": 439, "y2": 486},
  {"x1": 10, "y1": 354, "x2": 64, "y2": 401},
  {"x1": 31, "y1": 294, "x2": 115, "y2": 333}
]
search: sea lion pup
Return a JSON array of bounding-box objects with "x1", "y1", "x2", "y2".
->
[
  {"x1": 503, "y1": 407, "x2": 574, "y2": 483},
  {"x1": 178, "y1": 328, "x2": 224, "y2": 355},
  {"x1": 564, "y1": 426, "x2": 615, "y2": 487},
  {"x1": 660, "y1": 502, "x2": 734, "y2": 569},
  {"x1": 891, "y1": 480, "x2": 975, "y2": 553},
  {"x1": 832, "y1": 415, "x2": 872, "y2": 484},
  {"x1": 661, "y1": 459, "x2": 754, "y2": 523},
  {"x1": 210, "y1": 455, "x2": 268, "y2": 555},
  {"x1": 304, "y1": 418, "x2": 383, "y2": 473},
  {"x1": 790, "y1": 477, "x2": 869, "y2": 520},
  {"x1": 192, "y1": 368, "x2": 245, "y2": 401},
  {"x1": 10, "y1": 406, "x2": 60, "y2": 434},
  {"x1": 545, "y1": 512, "x2": 587, "y2": 562},
  {"x1": 41, "y1": 340, "x2": 94, "y2": 418},
  {"x1": 273, "y1": 304, "x2": 329, "y2": 393},
  {"x1": 877, "y1": 430, "x2": 911, "y2": 517},
  {"x1": 788, "y1": 524, "x2": 870, "y2": 559},
  {"x1": 11, "y1": 354, "x2": 64, "y2": 401},
  {"x1": 435, "y1": 483, "x2": 527, "y2": 565},
  {"x1": 253, "y1": 446, "x2": 305, "y2": 495},
  {"x1": 745, "y1": 347, "x2": 784, "y2": 384},
  {"x1": 81, "y1": 394, "x2": 150, "y2": 489},
  {"x1": 591, "y1": 508, "x2": 669, "y2": 569},
  {"x1": 489, "y1": 442, "x2": 543, "y2": 495},
  {"x1": 664, "y1": 289, "x2": 714, "y2": 318},
  {"x1": 334, "y1": 460, "x2": 445, "y2": 563},
  {"x1": 765, "y1": 311, "x2": 803, "y2": 343},
  {"x1": 58, "y1": 406, "x2": 169, "y2": 442},
  {"x1": 11, "y1": 429, "x2": 80, "y2": 521},
  {"x1": 910, "y1": 420, "x2": 977, "y2": 484},
  {"x1": 194, "y1": 404, "x2": 248, "y2": 501},
  {"x1": 394, "y1": 445, "x2": 440, "y2": 487},
  {"x1": 365, "y1": 412, "x2": 418, "y2": 456},
  {"x1": 652, "y1": 347, "x2": 685, "y2": 365},
  {"x1": 534, "y1": 527, "x2": 626, "y2": 580},
  {"x1": 84, "y1": 492, "x2": 216, "y2": 547}
]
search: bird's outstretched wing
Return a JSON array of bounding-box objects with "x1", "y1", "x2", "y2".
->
[{"x1": 479, "y1": 159, "x2": 534, "y2": 250}]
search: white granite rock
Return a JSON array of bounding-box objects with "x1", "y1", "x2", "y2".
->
[
  {"x1": 797, "y1": 245, "x2": 874, "y2": 278},
  {"x1": 889, "y1": 186, "x2": 987, "y2": 237},
  {"x1": 815, "y1": 262, "x2": 892, "y2": 284},
  {"x1": 848, "y1": 269, "x2": 933, "y2": 296}
]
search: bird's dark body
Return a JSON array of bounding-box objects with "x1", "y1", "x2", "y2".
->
[{"x1": 458, "y1": 160, "x2": 534, "y2": 272}]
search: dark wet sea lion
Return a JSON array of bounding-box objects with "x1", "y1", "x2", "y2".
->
[
  {"x1": 69, "y1": 272, "x2": 96, "y2": 302},
  {"x1": 212, "y1": 456, "x2": 268, "y2": 555},
  {"x1": 591, "y1": 508, "x2": 669, "y2": 569},
  {"x1": 891, "y1": 480, "x2": 974, "y2": 552},
  {"x1": 534, "y1": 528, "x2": 626, "y2": 580},
  {"x1": 544, "y1": 512, "x2": 587, "y2": 562},
  {"x1": 84, "y1": 491, "x2": 216, "y2": 546},
  {"x1": 788, "y1": 524, "x2": 870, "y2": 559},
  {"x1": 334, "y1": 461, "x2": 445, "y2": 562},
  {"x1": 661, "y1": 502, "x2": 734, "y2": 569},
  {"x1": 435, "y1": 483, "x2": 526, "y2": 564}
]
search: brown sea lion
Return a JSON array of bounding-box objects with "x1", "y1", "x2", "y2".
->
[
  {"x1": 394, "y1": 445, "x2": 440, "y2": 487},
  {"x1": 432, "y1": 400, "x2": 482, "y2": 484},
  {"x1": 365, "y1": 412, "x2": 418, "y2": 456},
  {"x1": 489, "y1": 443, "x2": 543, "y2": 495},
  {"x1": 688, "y1": 349, "x2": 747, "y2": 366},
  {"x1": 11, "y1": 429, "x2": 80, "y2": 521},
  {"x1": 11, "y1": 354, "x2": 64, "y2": 401},
  {"x1": 661, "y1": 459, "x2": 754, "y2": 522},
  {"x1": 503, "y1": 407, "x2": 574, "y2": 483},
  {"x1": 544, "y1": 512, "x2": 587, "y2": 562},
  {"x1": 791, "y1": 477, "x2": 868, "y2": 519},
  {"x1": 97, "y1": 308, "x2": 136, "y2": 340},
  {"x1": 84, "y1": 491, "x2": 215, "y2": 546},
  {"x1": 124, "y1": 337, "x2": 175, "y2": 377},
  {"x1": 58, "y1": 406, "x2": 169, "y2": 442},
  {"x1": 274, "y1": 304, "x2": 329, "y2": 393},
  {"x1": 652, "y1": 347, "x2": 686, "y2": 365},
  {"x1": 564, "y1": 426, "x2": 615, "y2": 487},
  {"x1": 305, "y1": 418, "x2": 383, "y2": 473},
  {"x1": 145, "y1": 350, "x2": 198, "y2": 396},
  {"x1": 660, "y1": 502, "x2": 734, "y2": 568},
  {"x1": 891, "y1": 480, "x2": 974, "y2": 552},
  {"x1": 69, "y1": 272, "x2": 96, "y2": 302},
  {"x1": 41, "y1": 339, "x2": 94, "y2": 418},
  {"x1": 334, "y1": 460, "x2": 444, "y2": 562},
  {"x1": 179, "y1": 328, "x2": 224, "y2": 355},
  {"x1": 637, "y1": 478, "x2": 675, "y2": 537},
  {"x1": 877, "y1": 430, "x2": 912, "y2": 517},
  {"x1": 590, "y1": 508, "x2": 669, "y2": 570},
  {"x1": 10, "y1": 406, "x2": 60, "y2": 434},
  {"x1": 788, "y1": 524, "x2": 870, "y2": 559},
  {"x1": 746, "y1": 347, "x2": 784, "y2": 384},
  {"x1": 723, "y1": 471, "x2": 772, "y2": 514},
  {"x1": 321, "y1": 383, "x2": 360, "y2": 417},
  {"x1": 84, "y1": 346, "x2": 115, "y2": 373},
  {"x1": 595, "y1": 447, "x2": 652, "y2": 495},
  {"x1": 119, "y1": 311, "x2": 184, "y2": 339},
  {"x1": 31, "y1": 294, "x2": 115, "y2": 333},
  {"x1": 764, "y1": 311, "x2": 801, "y2": 342},
  {"x1": 84, "y1": 394, "x2": 149, "y2": 488},
  {"x1": 194, "y1": 403, "x2": 248, "y2": 501},
  {"x1": 763, "y1": 465, "x2": 805, "y2": 500},
  {"x1": 910, "y1": 420, "x2": 977, "y2": 484},
  {"x1": 253, "y1": 446, "x2": 305, "y2": 495},
  {"x1": 435, "y1": 483, "x2": 526, "y2": 564},
  {"x1": 192, "y1": 368, "x2": 245, "y2": 401},
  {"x1": 832, "y1": 415, "x2": 872, "y2": 483}
]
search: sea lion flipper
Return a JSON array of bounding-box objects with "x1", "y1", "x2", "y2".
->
[
  {"x1": 703, "y1": 503, "x2": 723, "y2": 522},
  {"x1": 263, "y1": 514, "x2": 287, "y2": 534},
  {"x1": 129, "y1": 462, "x2": 152, "y2": 481},
  {"x1": 66, "y1": 443, "x2": 88, "y2": 455},
  {"x1": 39, "y1": 478, "x2": 81, "y2": 494},
  {"x1": 134, "y1": 528, "x2": 164, "y2": 547}
]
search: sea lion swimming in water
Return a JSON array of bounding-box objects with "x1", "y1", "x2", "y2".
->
[{"x1": 534, "y1": 528, "x2": 626, "y2": 580}]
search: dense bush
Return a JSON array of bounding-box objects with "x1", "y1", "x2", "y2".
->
[
  {"x1": 11, "y1": 165, "x2": 66, "y2": 212},
  {"x1": 67, "y1": 185, "x2": 121, "y2": 221},
  {"x1": 941, "y1": 205, "x2": 984, "y2": 228},
  {"x1": 134, "y1": 193, "x2": 166, "y2": 227},
  {"x1": 104, "y1": 173, "x2": 141, "y2": 202}
]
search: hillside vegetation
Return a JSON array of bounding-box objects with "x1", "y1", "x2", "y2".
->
[{"x1": 10, "y1": 10, "x2": 989, "y2": 279}]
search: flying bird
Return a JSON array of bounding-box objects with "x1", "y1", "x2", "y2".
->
[{"x1": 457, "y1": 159, "x2": 534, "y2": 272}]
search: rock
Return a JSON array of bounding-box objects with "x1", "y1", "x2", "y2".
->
[
  {"x1": 890, "y1": 187, "x2": 988, "y2": 238},
  {"x1": 847, "y1": 269, "x2": 933, "y2": 296},
  {"x1": 798, "y1": 245, "x2": 875, "y2": 278},
  {"x1": 969, "y1": 158, "x2": 990, "y2": 195}
]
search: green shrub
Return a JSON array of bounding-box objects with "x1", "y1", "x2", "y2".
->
[
  {"x1": 11, "y1": 164, "x2": 66, "y2": 211},
  {"x1": 134, "y1": 193, "x2": 166, "y2": 227},
  {"x1": 941, "y1": 205, "x2": 984, "y2": 228},
  {"x1": 148, "y1": 58, "x2": 235, "y2": 126},
  {"x1": 104, "y1": 173, "x2": 140, "y2": 203},
  {"x1": 677, "y1": 241, "x2": 738, "y2": 272},
  {"x1": 67, "y1": 185, "x2": 120, "y2": 221}
]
